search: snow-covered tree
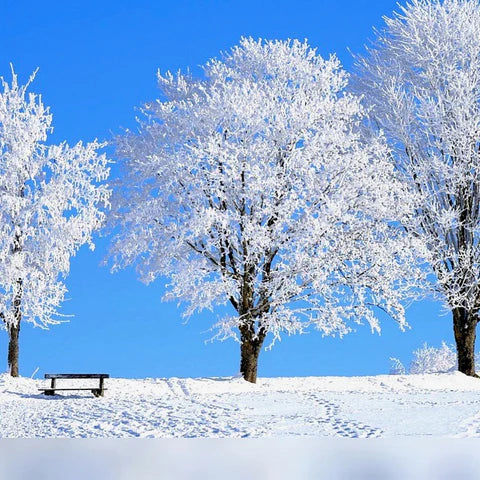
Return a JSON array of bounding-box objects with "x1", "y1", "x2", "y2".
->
[
  {"x1": 390, "y1": 341, "x2": 480, "y2": 374},
  {"x1": 0, "y1": 67, "x2": 110, "y2": 376},
  {"x1": 110, "y1": 38, "x2": 422, "y2": 383},
  {"x1": 409, "y1": 342, "x2": 457, "y2": 374},
  {"x1": 354, "y1": 0, "x2": 480, "y2": 377}
]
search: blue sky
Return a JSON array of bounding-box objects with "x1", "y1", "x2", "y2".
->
[{"x1": 0, "y1": 0, "x2": 454, "y2": 379}]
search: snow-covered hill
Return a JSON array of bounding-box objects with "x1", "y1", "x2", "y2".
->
[{"x1": 2, "y1": 372, "x2": 480, "y2": 438}]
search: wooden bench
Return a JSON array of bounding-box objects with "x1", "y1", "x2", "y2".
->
[{"x1": 38, "y1": 374, "x2": 109, "y2": 397}]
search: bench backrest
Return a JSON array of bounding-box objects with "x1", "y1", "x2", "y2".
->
[{"x1": 45, "y1": 374, "x2": 110, "y2": 379}]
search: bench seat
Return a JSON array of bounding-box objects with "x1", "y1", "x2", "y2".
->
[
  {"x1": 40, "y1": 373, "x2": 109, "y2": 397},
  {"x1": 45, "y1": 374, "x2": 109, "y2": 379}
]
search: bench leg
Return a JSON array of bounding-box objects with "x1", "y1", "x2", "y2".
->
[
  {"x1": 45, "y1": 378, "x2": 56, "y2": 396},
  {"x1": 92, "y1": 389, "x2": 103, "y2": 397}
]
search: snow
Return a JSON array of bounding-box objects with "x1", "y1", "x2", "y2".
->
[{"x1": 2, "y1": 372, "x2": 480, "y2": 438}]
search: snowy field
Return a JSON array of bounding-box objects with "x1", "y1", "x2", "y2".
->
[{"x1": 2, "y1": 372, "x2": 480, "y2": 438}]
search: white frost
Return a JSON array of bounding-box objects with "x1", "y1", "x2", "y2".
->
[
  {"x1": 0, "y1": 67, "x2": 111, "y2": 330},
  {"x1": 110, "y1": 38, "x2": 423, "y2": 351}
]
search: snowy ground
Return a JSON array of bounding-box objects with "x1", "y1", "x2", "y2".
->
[{"x1": 2, "y1": 372, "x2": 480, "y2": 438}]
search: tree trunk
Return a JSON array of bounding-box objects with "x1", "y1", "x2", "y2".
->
[
  {"x1": 8, "y1": 278, "x2": 23, "y2": 377},
  {"x1": 240, "y1": 338, "x2": 262, "y2": 383},
  {"x1": 453, "y1": 307, "x2": 478, "y2": 377},
  {"x1": 7, "y1": 322, "x2": 20, "y2": 377},
  {"x1": 237, "y1": 270, "x2": 267, "y2": 383}
]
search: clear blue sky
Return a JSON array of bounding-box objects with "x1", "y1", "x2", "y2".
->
[{"x1": 0, "y1": 0, "x2": 453, "y2": 379}]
